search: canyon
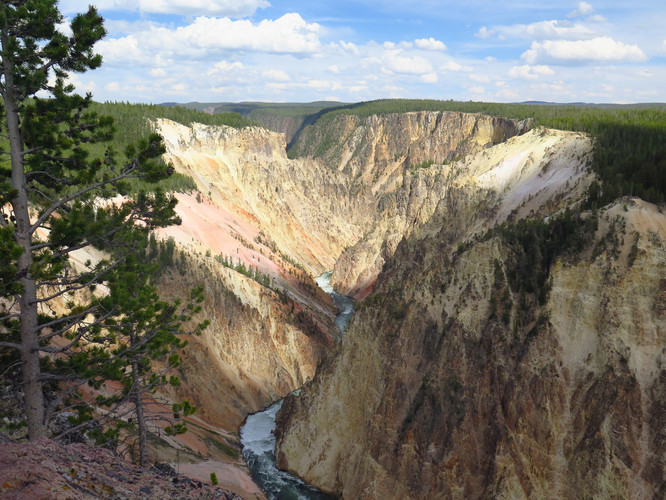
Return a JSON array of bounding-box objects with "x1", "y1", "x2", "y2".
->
[
  {"x1": 148, "y1": 110, "x2": 534, "y2": 435},
  {"x1": 274, "y1": 122, "x2": 666, "y2": 498},
  {"x1": 46, "y1": 109, "x2": 662, "y2": 499}
]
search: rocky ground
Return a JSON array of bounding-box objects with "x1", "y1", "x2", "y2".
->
[{"x1": 0, "y1": 435, "x2": 243, "y2": 499}]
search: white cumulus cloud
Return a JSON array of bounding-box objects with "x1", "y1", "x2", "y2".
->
[
  {"x1": 440, "y1": 61, "x2": 473, "y2": 72},
  {"x1": 383, "y1": 41, "x2": 414, "y2": 50},
  {"x1": 475, "y1": 20, "x2": 595, "y2": 41},
  {"x1": 469, "y1": 74, "x2": 490, "y2": 83},
  {"x1": 508, "y1": 64, "x2": 555, "y2": 80},
  {"x1": 475, "y1": 26, "x2": 493, "y2": 39},
  {"x1": 263, "y1": 69, "x2": 290, "y2": 81},
  {"x1": 208, "y1": 61, "x2": 244, "y2": 74},
  {"x1": 98, "y1": 13, "x2": 322, "y2": 65},
  {"x1": 382, "y1": 50, "x2": 433, "y2": 75},
  {"x1": 105, "y1": 82, "x2": 120, "y2": 92},
  {"x1": 340, "y1": 41, "x2": 360, "y2": 56},
  {"x1": 522, "y1": 37, "x2": 647, "y2": 64},
  {"x1": 414, "y1": 38, "x2": 446, "y2": 51},
  {"x1": 98, "y1": 35, "x2": 147, "y2": 64},
  {"x1": 568, "y1": 2, "x2": 594, "y2": 18},
  {"x1": 306, "y1": 80, "x2": 342, "y2": 91},
  {"x1": 420, "y1": 72, "x2": 438, "y2": 83}
]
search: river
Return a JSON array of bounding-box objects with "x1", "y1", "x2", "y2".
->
[
  {"x1": 314, "y1": 271, "x2": 355, "y2": 334},
  {"x1": 239, "y1": 272, "x2": 354, "y2": 499}
]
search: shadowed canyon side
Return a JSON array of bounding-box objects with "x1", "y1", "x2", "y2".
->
[{"x1": 274, "y1": 128, "x2": 666, "y2": 498}]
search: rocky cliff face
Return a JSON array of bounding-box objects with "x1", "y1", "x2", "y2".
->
[
  {"x1": 155, "y1": 112, "x2": 527, "y2": 301},
  {"x1": 274, "y1": 124, "x2": 666, "y2": 499},
  {"x1": 132, "y1": 113, "x2": 526, "y2": 478},
  {"x1": 149, "y1": 120, "x2": 365, "y2": 428},
  {"x1": 288, "y1": 111, "x2": 528, "y2": 297},
  {"x1": 155, "y1": 251, "x2": 333, "y2": 432},
  {"x1": 289, "y1": 111, "x2": 525, "y2": 180},
  {"x1": 155, "y1": 119, "x2": 363, "y2": 275},
  {"x1": 147, "y1": 114, "x2": 535, "y2": 431},
  {"x1": 247, "y1": 112, "x2": 305, "y2": 144},
  {"x1": 330, "y1": 125, "x2": 580, "y2": 298},
  {"x1": 148, "y1": 117, "x2": 576, "y2": 437}
]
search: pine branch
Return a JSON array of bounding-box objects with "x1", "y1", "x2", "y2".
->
[
  {"x1": 28, "y1": 164, "x2": 142, "y2": 237},
  {"x1": 30, "y1": 199, "x2": 145, "y2": 255},
  {"x1": 20, "y1": 145, "x2": 43, "y2": 156},
  {"x1": 31, "y1": 258, "x2": 124, "y2": 305},
  {"x1": 51, "y1": 393, "x2": 136, "y2": 441},
  {"x1": 25, "y1": 170, "x2": 69, "y2": 183},
  {"x1": 49, "y1": 226, "x2": 124, "y2": 259},
  {"x1": 26, "y1": 185, "x2": 56, "y2": 205},
  {"x1": 0, "y1": 307, "x2": 20, "y2": 322},
  {"x1": 0, "y1": 360, "x2": 21, "y2": 378},
  {"x1": 36, "y1": 304, "x2": 100, "y2": 332},
  {"x1": 37, "y1": 308, "x2": 118, "y2": 353},
  {"x1": 36, "y1": 304, "x2": 118, "y2": 348},
  {"x1": 40, "y1": 372, "x2": 83, "y2": 382}
]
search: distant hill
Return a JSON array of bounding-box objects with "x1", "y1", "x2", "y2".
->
[
  {"x1": 162, "y1": 101, "x2": 348, "y2": 142},
  {"x1": 517, "y1": 100, "x2": 666, "y2": 108},
  {"x1": 174, "y1": 101, "x2": 345, "y2": 116}
]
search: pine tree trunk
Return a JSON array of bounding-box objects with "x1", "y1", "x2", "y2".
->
[
  {"x1": 131, "y1": 356, "x2": 149, "y2": 467},
  {"x1": 2, "y1": 46, "x2": 47, "y2": 440}
]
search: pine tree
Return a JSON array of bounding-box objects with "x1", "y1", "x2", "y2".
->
[
  {"x1": 0, "y1": 1, "x2": 180, "y2": 440},
  {"x1": 80, "y1": 252, "x2": 208, "y2": 467}
]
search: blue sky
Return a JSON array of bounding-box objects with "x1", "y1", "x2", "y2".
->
[{"x1": 57, "y1": 0, "x2": 666, "y2": 103}]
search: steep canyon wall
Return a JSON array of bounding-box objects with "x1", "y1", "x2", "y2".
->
[
  {"x1": 288, "y1": 111, "x2": 528, "y2": 297},
  {"x1": 141, "y1": 113, "x2": 666, "y2": 500},
  {"x1": 146, "y1": 113, "x2": 546, "y2": 433},
  {"x1": 275, "y1": 127, "x2": 666, "y2": 499}
]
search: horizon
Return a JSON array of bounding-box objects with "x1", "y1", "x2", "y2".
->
[
  {"x1": 162, "y1": 99, "x2": 666, "y2": 106},
  {"x1": 57, "y1": 0, "x2": 666, "y2": 104}
]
